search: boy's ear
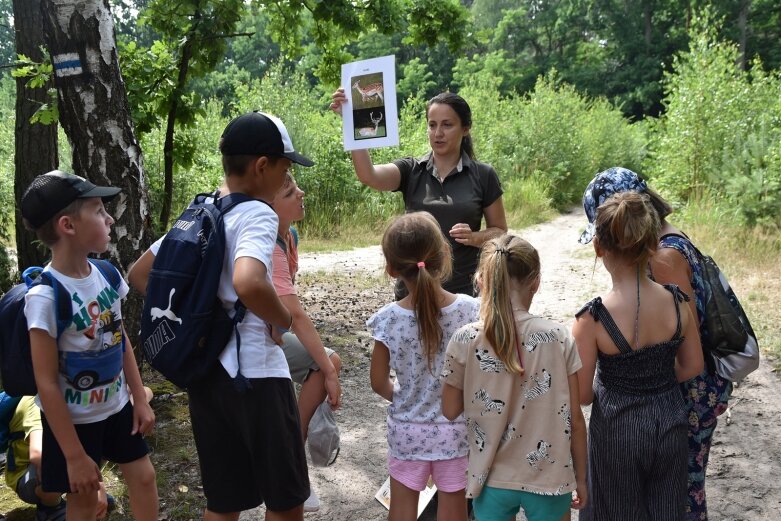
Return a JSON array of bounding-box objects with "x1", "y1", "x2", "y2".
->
[
  {"x1": 253, "y1": 156, "x2": 270, "y2": 176},
  {"x1": 57, "y1": 214, "x2": 77, "y2": 237}
]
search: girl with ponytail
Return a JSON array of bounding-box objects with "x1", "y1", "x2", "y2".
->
[
  {"x1": 368, "y1": 212, "x2": 479, "y2": 521},
  {"x1": 442, "y1": 234, "x2": 588, "y2": 521},
  {"x1": 573, "y1": 191, "x2": 704, "y2": 520}
]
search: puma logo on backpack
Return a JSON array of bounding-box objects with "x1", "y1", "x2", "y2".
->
[{"x1": 150, "y1": 288, "x2": 182, "y2": 325}]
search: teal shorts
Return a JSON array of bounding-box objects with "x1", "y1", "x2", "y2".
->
[{"x1": 472, "y1": 486, "x2": 571, "y2": 521}]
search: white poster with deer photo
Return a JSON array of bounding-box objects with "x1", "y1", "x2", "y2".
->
[{"x1": 341, "y1": 55, "x2": 399, "y2": 151}]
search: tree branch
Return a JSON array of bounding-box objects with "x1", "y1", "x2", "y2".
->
[{"x1": 197, "y1": 31, "x2": 255, "y2": 41}]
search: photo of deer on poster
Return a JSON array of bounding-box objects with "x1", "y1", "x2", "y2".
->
[{"x1": 341, "y1": 55, "x2": 399, "y2": 150}]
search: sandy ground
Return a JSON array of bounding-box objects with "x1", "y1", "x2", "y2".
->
[{"x1": 239, "y1": 208, "x2": 781, "y2": 521}]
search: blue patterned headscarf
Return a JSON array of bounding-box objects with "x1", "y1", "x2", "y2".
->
[{"x1": 578, "y1": 167, "x2": 648, "y2": 244}]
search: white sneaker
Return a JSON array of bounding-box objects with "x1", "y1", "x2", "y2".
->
[{"x1": 303, "y1": 488, "x2": 321, "y2": 512}]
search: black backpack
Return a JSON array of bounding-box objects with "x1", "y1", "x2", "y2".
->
[
  {"x1": 140, "y1": 192, "x2": 266, "y2": 390},
  {"x1": 0, "y1": 259, "x2": 122, "y2": 397},
  {"x1": 660, "y1": 234, "x2": 759, "y2": 381}
]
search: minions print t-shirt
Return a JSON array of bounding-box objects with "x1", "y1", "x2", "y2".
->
[{"x1": 25, "y1": 263, "x2": 130, "y2": 424}]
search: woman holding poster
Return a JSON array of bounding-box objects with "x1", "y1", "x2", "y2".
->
[{"x1": 331, "y1": 89, "x2": 507, "y2": 297}]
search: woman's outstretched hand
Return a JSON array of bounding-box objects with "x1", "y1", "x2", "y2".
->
[{"x1": 330, "y1": 87, "x2": 347, "y2": 117}]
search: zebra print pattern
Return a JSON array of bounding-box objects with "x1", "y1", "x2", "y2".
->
[
  {"x1": 527, "y1": 440, "x2": 555, "y2": 471},
  {"x1": 471, "y1": 421, "x2": 487, "y2": 452},
  {"x1": 475, "y1": 348, "x2": 505, "y2": 373},
  {"x1": 524, "y1": 369, "x2": 552, "y2": 400},
  {"x1": 473, "y1": 388, "x2": 505, "y2": 416},
  {"x1": 558, "y1": 403, "x2": 572, "y2": 438},
  {"x1": 523, "y1": 329, "x2": 559, "y2": 352},
  {"x1": 501, "y1": 423, "x2": 522, "y2": 442},
  {"x1": 451, "y1": 324, "x2": 479, "y2": 344}
]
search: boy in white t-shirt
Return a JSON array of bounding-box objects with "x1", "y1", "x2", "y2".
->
[
  {"x1": 128, "y1": 112, "x2": 320, "y2": 521},
  {"x1": 20, "y1": 171, "x2": 158, "y2": 521}
]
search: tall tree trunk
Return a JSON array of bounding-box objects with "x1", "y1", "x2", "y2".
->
[
  {"x1": 41, "y1": 0, "x2": 152, "y2": 342},
  {"x1": 13, "y1": 0, "x2": 58, "y2": 270},
  {"x1": 643, "y1": 2, "x2": 653, "y2": 51},
  {"x1": 737, "y1": 0, "x2": 750, "y2": 71},
  {"x1": 160, "y1": 34, "x2": 195, "y2": 230}
]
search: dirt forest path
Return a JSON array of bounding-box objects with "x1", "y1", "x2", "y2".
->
[{"x1": 243, "y1": 209, "x2": 781, "y2": 521}]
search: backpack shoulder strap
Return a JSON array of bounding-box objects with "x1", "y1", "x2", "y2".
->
[
  {"x1": 276, "y1": 235, "x2": 288, "y2": 254},
  {"x1": 34, "y1": 271, "x2": 73, "y2": 338},
  {"x1": 290, "y1": 226, "x2": 299, "y2": 247},
  {"x1": 216, "y1": 192, "x2": 268, "y2": 214},
  {"x1": 89, "y1": 259, "x2": 123, "y2": 291}
]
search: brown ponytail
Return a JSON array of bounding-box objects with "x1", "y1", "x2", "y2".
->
[
  {"x1": 594, "y1": 192, "x2": 660, "y2": 265},
  {"x1": 381, "y1": 212, "x2": 453, "y2": 372}
]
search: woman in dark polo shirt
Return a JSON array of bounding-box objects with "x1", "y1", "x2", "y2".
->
[{"x1": 331, "y1": 90, "x2": 507, "y2": 296}]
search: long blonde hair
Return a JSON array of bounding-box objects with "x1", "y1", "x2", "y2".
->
[
  {"x1": 381, "y1": 212, "x2": 452, "y2": 371},
  {"x1": 477, "y1": 234, "x2": 540, "y2": 374}
]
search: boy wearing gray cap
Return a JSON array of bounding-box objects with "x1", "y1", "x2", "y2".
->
[{"x1": 20, "y1": 170, "x2": 158, "y2": 521}]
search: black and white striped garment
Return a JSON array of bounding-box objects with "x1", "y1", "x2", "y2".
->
[{"x1": 577, "y1": 285, "x2": 689, "y2": 521}]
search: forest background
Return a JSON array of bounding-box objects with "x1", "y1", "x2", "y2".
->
[
  {"x1": 0, "y1": 1, "x2": 780, "y2": 518},
  {"x1": 0, "y1": 0, "x2": 779, "y2": 353}
]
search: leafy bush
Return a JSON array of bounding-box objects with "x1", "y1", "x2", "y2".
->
[
  {"x1": 460, "y1": 70, "x2": 645, "y2": 210},
  {"x1": 647, "y1": 10, "x2": 781, "y2": 227}
]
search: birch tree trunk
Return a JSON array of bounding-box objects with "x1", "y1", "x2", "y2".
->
[
  {"x1": 13, "y1": 0, "x2": 58, "y2": 269},
  {"x1": 41, "y1": 0, "x2": 152, "y2": 340}
]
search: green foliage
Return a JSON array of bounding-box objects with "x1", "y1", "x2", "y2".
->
[
  {"x1": 0, "y1": 76, "x2": 16, "y2": 291},
  {"x1": 233, "y1": 65, "x2": 405, "y2": 237},
  {"x1": 119, "y1": 40, "x2": 179, "y2": 135},
  {"x1": 397, "y1": 58, "x2": 436, "y2": 101},
  {"x1": 252, "y1": 0, "x2": 469, "y2": 84},
  {"x1": 140, "y1": 99, "x2": 225, "y2": 235},
  {"x1": 647, "y1": 10, "x2": 781, "y2": 227},
  {"x1": 10, "y1": 53, "x2": 58, "y2": 125},
  {"x1": 461, "y1": 71, "x2": 645, "y2": 209}
]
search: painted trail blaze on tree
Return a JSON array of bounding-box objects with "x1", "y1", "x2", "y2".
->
[
  {"x1": 42, "y1": 0, "x2": 153, "y2": 342},
  {"x1": 41, "y1": 0, "x2": 151, "y2": 266}
]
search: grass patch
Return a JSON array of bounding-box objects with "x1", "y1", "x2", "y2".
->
[
  {"x1": 503, "y1": 175, "x2": 558, "y2": 229},
  {"x1": 676, "y1": 201, "x2": 781, "y2": 367},
  {"x1": 299, "y1": 225, "x2": 383, "y2": 253}
]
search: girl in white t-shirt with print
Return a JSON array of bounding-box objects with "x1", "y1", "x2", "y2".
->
[
  {"x1": 368, "y1": 212, "x2": 479, "y2": 521},
  {"x1": 442, "y1": 234, "x2": 588, "y2": 521}
]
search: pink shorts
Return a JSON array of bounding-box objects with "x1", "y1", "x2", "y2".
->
[{"x1": 388, "y1": 455, "x2": 468, "y2": 493}]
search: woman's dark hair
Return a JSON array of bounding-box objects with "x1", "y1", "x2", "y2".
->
[
  {"x1": 644, "y1": 185, "x2": 674, "y2": 220},
  {"x1": 426, "y1": 92, "x2": 475, "y2": 160}
]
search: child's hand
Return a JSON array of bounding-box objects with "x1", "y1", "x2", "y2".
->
[
  {"x1": 571, "y1": 481, "x2": 588, "y2": 510},
  {"x1": 96, "y1": 483, "x2": 109, "y2": 520},
  {"x1": 330, "y1": 88, "x2": 346, "y2": 117},
  {"x1": 66, "y1": 453, "x2": 102, "y2": 494},
  {"x1": 324, "y1": 371, "x2": 342, "y2": 410},
  {"x1": 270, "y1": 324, "x2": 286, "y2": 346},
  {"x1": 132, "y1": 400, "x2": 155, "y2": 436}
]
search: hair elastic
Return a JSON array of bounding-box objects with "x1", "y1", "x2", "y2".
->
[
  {"x1": 496, "y1": 247, "x2": 509, "y2": 256},
  {"x1": 417, "y1": 261, "x2": 426, "y2": 269}
]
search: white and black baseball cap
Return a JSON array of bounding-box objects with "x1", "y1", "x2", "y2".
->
[{"x1": 219, "y1": 111, "x2": 314, "y2": 167}]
